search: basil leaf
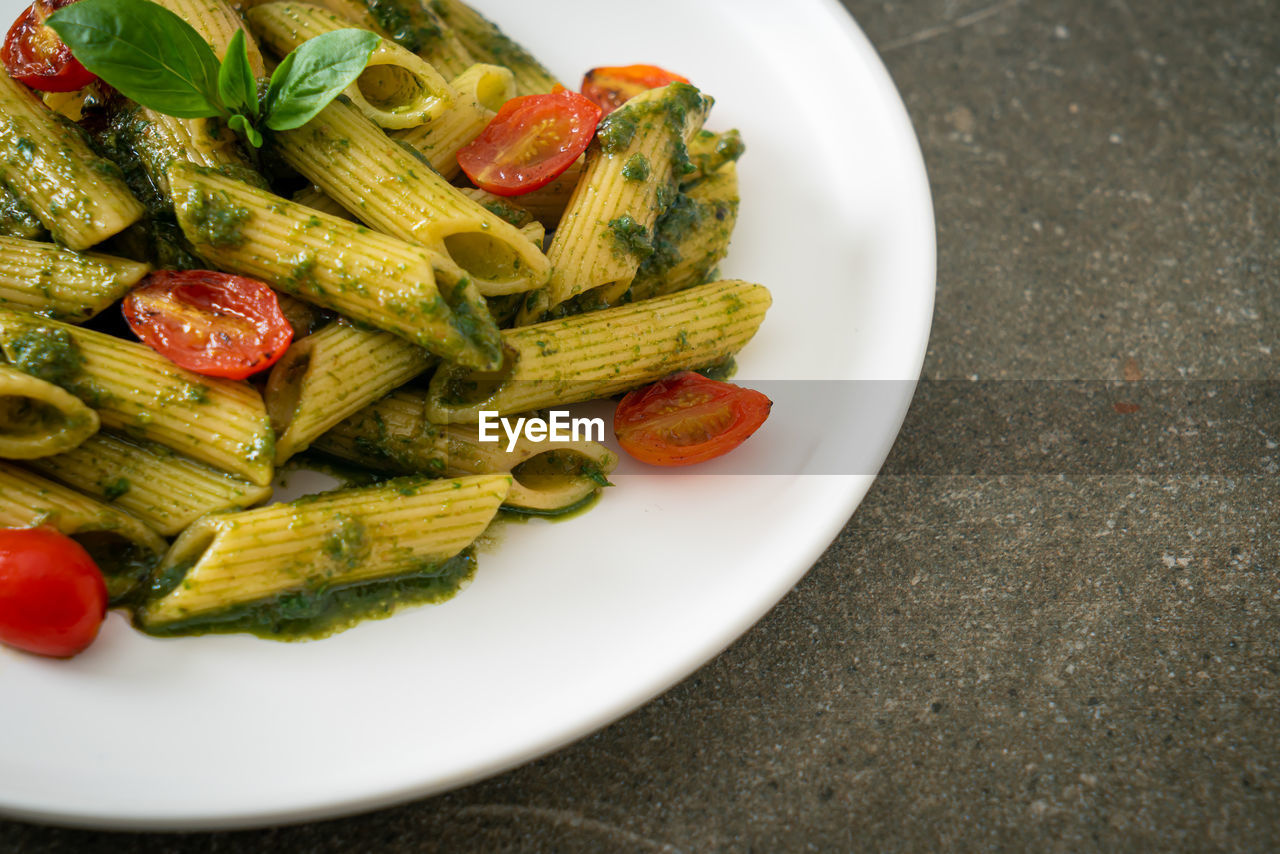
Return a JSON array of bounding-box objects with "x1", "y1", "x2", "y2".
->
[
  {"x1": 227, "y1": 114, "x2": 263, "y2": 149},
  {"x1": 47, "y1": 0, "x2": 223, "y2": 119},
  {"x1": 218, "y1": 29, "x2": 259, "y2": 119},
  {"x1": 263, "y1": 29, "x2": 378, "y2": 131}
]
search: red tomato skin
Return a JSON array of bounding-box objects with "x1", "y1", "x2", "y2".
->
[
  {"x1": 122, "y1": 270, "x2": 294, "y2": 380},
  {"x1": 457, "y1": 89, "x2": 602, "y2": 196},
  {"x1": 613, "y1": 371, "x2": 772, "y2": 467},
  {"x1": 0, "y1": 527, "x2": 107, "y2": 658},
  {"x1": 2, "y1": 2, "x2": 96, "y2": 92},
  {"x1": 581, "y1": 64, "x2": 691, "y2": 115}
]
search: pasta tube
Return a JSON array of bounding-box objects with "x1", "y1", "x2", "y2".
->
[
  {"x1": 168, "y1": 163, "x2": 502, "y2": 369},
  {"x1": 393, "y1": 63, "x2": 514, "y2": 180},
  {"x1": 0, "y1": 74, "x2": 144, "y2": 249},
  {"x1": 136, "y1": 473, "x2": 511, "y2": 631},
  {"x1": 248, "y1": 2, "x2": 455, "y2": 129},
  {"x1": 354, "y1": 0, "x2": 474, "y2": 77},
  {"x1": 0, "y1": 235, "x2": 150, "y2": 321},
  {"x1": 426, "y1": 279, "x2": 770, "y2": 421},
  {"x1": 314, "y1": 389, "x2": 617, "y2": 513},
  {"x1": 529, "y1": 83, "x2": 712, "y2": 319},
  {"x1": 265, "y1": 321, "x2": 435, "y2": 463},
  {"x1": 25, "y1": 432, "x2": 272, "y2": 537},
  {"x1": 271, "y1": 98, "x2": 550, "y2": 296},
  {"x1": 429, "y1": 0, "x2": 559, "y2": 96},
  {"x1": 0, "y1": 308, "x2": 274, "y2": 485},
  {"x1": 290, "y1": 184, "x2": 356, "y2": 221},
  {"x1": 0, "y1": 462, "x2": 166, "y2": 600},
  {"x1": 629, "y1": 164, "x2": 739, "y2": 302},
  {"x1": 0, "y1": 363, "x2": 98, "y2": 459}
]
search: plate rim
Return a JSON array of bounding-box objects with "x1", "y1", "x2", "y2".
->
[{"x1": 0, "y1": 0, "x2": 935, "y2": 830}]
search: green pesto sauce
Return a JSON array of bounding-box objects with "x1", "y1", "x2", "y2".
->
[
  {"x1": 621, "y1": 153, "x2": 650, "y2": 182},
  {"x1": 282, "y1": 254, "x2": 319, "y2": 292},
  {"x1": 480, "y1": 198, "x2": 529, "y2": 227},
  {"x1": 137, "y1": 551, "x2": 477, "y2": 641},
  {"x1": 0, "y1": 183, "x2": 44, "y2": 239},
  {"x1": 445, "y1": 278, "x2": 503, "y2": 367},
  {"x1": 695, "y1": 355, "x2": 738, "y2": 382},
  {"x1": 321, "y1": 514, "x2": 369, "y2": 569},
  {"x1": 184, "y1": 187, "x2": 250, "y2": 248},
  {"x1": 597, "y1": 111, "x2": 638, "y2": 155},
  {"x1": 4, "y1": 325, "x2": 83, "y2": 385},
  {"x1": 366, "y1": 0, "x2": 444, "y2": 52},
  {"x1": 101, "y1": 476, "x2": 131, "y2": 501},
  {"x1": 687, "y1": 128, "x2": 746, "y2": 179},
  {"x1": 82, "y1": 539, "x2": 160, "y2": 606},
  {"x1": 608, "y1": 214, "x2": 653, "y2": 259},
  {"x1": 243, "y1": 428, "x2": 276, "y2": 464},
  {"x1": 640, "y1": 192, "x2": 699, "y2": 276},
  {"x1": 93, "y1": 109, "x2": 170, "y2": 218}
]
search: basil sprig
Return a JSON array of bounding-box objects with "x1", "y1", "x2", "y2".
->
[{"x1": 47, "y1": 0, "x2": 378, "y2": 147}]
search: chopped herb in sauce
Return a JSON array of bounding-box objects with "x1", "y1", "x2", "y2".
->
[
  {"x1": 3, "y1": 325, "x2": 83, "y2": 385},
  {"x1": 608, "y1": 214, "x2": 653, "y2": 259},
  {"x1": 622, "y1": 153, "x2": 650, "y2": 182},
  {"x1": 183, "y1": 187, "x2": 250, "y2": 248}
]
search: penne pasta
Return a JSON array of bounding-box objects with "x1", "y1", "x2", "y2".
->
[
  {"x1": 272, "y1": 98, "x2": 551, "y2": 296},
  {"x1": 426, "y1": 279, "x2": 770, "y2": 421},
  {"x1": 0, "y1": 363, "x2": 98, "y2": 459},
  {"x1": 314, "y1": 388, "x2": 617, "y2": 513},
  {"x1": 429, "y1": 0, "x2": 559, "y2": 96},
  {"x1": 0, "y1": 235, "x2": 150, "y2": 321},
  {"x1": 0, "y1": 182, "x2": 45, "y2": 240},
  {"x1": 265, "y1": 321, "x2": 436, "y2": 463},
  {"x1": 0, "y1": 74, "x2": 145, "y2": 249},
  {"x1": 0, "y1": 308, "x2": 275, "y2": 485},
  {"x1": 248, "y1": 2, "x2": 455, "y2": 129},
  {"x1": 524, "y1": 83, "x2": 712, "y2": 321},
  {"x1": 0, "y1": 0, "x2": 768, "y2": 645},
  {"x1": 0, "y1": 461, "x2": 166, "y2": 600},
  {"x1": 628, "y1": 164, "x2": 740, "y2": 302},
  {"x1": 393, "y1": 62, "x2": 514, "y2": 179},
  {"x1": 25, "y1": 431, "x2": 273, "y2": 537},
  {"x1": 136, "y1": 473, "x2": 511, "y2": 632},
  {"x1": 168, "y1": 162, "x2": 503, "y2": 369}
]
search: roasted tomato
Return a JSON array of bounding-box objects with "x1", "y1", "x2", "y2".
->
[
  {"x1": 2, "y1": 0, "x2": 96, "y2": 92},
  {"x1": 581, "y1": 64, "x2": 690, "y2": 114},
  {"x1": 457, "y1": 88, "x2": 602, "y2": 196},
  {"x1": 0, "y1": 527, "x2": 107, "y2": 658},
  {"x1": 122, "y1": 270, "x2": 293, "y2": 380},
  {"x1": 613, "y1": 371, "x2": 771, "y2": 466}
]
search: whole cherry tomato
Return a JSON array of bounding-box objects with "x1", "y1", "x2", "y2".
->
[
  {"x1": 613, "y1": 371, "x2": 771, "y2": 466},
  {"x1": 122, "y1": 270, "x2": 294, "y2": 380},
  {"x1": 0, "y1": 527, "x2": 107, "y2": 658}
]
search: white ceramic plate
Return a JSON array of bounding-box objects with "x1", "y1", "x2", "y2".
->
[{"x1": 0, "y1": 0, "x2": 933, "y2": 829}]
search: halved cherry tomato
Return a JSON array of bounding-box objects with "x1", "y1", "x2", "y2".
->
[
  {"x1": 457, "y1": 88, "x2": 602, "y2": 196},
  {"x1": 613, "y1": 371, "x2": 771, "y2": 466},
  {"x1": 0, "y1": 527, "x2": 107, "y2": 658},
  {"x1": 122, "y1": 270, "x2": 293, "y2": 380},
  {"x1": 581, "y1": 64, "x2": 691, "y2": 115},
  {"x1": 2, "y1": 0, "x2": 96, "y2": 92}
]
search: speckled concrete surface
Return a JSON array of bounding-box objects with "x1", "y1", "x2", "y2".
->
[{"x1": 2, "y1": 0, "x2": 1276, "y2": 850}]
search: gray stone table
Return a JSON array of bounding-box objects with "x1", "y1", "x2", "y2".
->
[{"x1": 2, "y1": 0, "x2": 1276, "y2": 849}]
